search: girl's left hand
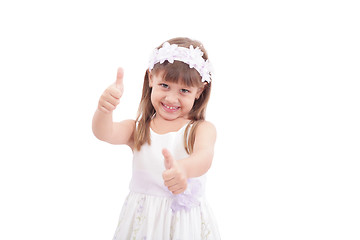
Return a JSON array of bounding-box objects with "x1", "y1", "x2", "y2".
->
[{"x1": 162, "y1": 149, "x2": 188, "y2": 195}]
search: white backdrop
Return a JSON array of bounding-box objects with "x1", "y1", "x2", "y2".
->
[{"x1": 1, "y1": 0, "x2": 359, "y2": 239}]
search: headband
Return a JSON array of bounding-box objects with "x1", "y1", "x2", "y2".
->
[{"x1": 148, "y1": 42, "x2": 213, "y2": 83}]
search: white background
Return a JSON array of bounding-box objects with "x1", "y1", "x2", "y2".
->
[{"x1": 1, "y1": 0, "x2": 359, "y2": 239}]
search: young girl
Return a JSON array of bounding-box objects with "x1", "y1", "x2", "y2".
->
[{"x1": 92, "y1": 37, "x2": 221, "y2": 239}]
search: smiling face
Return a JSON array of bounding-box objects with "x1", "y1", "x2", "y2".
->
[
  {"x1": 149, "y1": 71, "x2": 203, "y2": 123},
  {"x1": 134, "y1": 38, "x2": 212, "y2": 151}
]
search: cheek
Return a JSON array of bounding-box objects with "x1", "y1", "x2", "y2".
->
[
  {"x1": 182, "y1": 95, "x2": 196, "y2": 107},
  {"x1": 150, "y1": 89, "x2": 162, "y2": 105},
  {"x1": 149, "y1": 90, "x2": 156, "y2": 105}
]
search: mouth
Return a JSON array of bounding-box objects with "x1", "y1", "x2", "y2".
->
[{"x1": 161, "y1": 103, "x2": 180, "y2": 112}]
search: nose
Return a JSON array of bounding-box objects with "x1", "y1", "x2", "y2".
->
[{"x1": 164, "y1": 91, "x2": 178, "y2": 104}]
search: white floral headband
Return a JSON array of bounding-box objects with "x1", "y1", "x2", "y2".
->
[{"x1": 148, "y1": 42, "x2": 213, "y2": 83}]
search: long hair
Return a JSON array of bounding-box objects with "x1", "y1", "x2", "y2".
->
[{"x1": 134, "y1": 37, "x2": 212, "y2": 154}]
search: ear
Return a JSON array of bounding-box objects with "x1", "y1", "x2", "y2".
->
[{"x1": 195, "y1": 82, "x2": 206, "y2": 99}]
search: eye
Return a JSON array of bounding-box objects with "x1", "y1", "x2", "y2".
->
[
  {"x1": 180, "y1": 88, "x2": 190, "y2": 93},
  {"x1": 180, "y1": 89, "x2": 189, "y2": 93},
  {"x1": 160, "y1": 83, "x2": 169, "y2": 89}
]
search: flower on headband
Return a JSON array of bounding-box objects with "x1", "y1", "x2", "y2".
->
[
  {"x1": 148, "y1": 42, "x2": 213, "y2": 83},
  {"x1": 200, "y1": 59, "x2": 213, "y2": 83},
  {"x1": 157, "y1": 42, "x2": 178, "y2": 64},
  {"x1": 186, "y1": 45, "x2": 204, "y2": 69},
  {"x1": 148, "y1": 49, "x2": 159, "y2": 71}
]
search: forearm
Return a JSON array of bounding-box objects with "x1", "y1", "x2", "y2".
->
[
  {"x1": 92, "y1": 109, "x2": 114, "y2": 141},
  {"x1": 180, "y1": 121, "x2": 216, "y2": 179},
  {"x1": 180, "y1": 149, "x2": 214, "y2": 178}
]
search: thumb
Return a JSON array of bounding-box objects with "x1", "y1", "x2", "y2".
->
[
  {"x1": 115, "y1": 67, "x2": 124, "y2": 89},
  {"x1": 162, "y1": 148, "x2": 175, "y2": 170}
]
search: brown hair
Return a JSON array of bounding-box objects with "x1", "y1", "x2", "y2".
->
[{"x1": 134, "y1": 37, "x2": 212, "y2": 154}]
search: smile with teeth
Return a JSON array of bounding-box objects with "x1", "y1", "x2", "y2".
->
[{"x1": 162, "y1": 103, "x2": 180, "y2": 111}]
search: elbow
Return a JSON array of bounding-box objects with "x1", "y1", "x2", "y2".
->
[
  {"x1": 92, "y1": 130, "x2": 104, "y2": 142},
  {"x1": 204, "y1": 152, "x2": 214, "y2": 173},
  {"x1": 92, "y1": 126, "x2": 108, "y2": 142},
  {"x1": 197, "y1": 151, "x2": 214, "y2": 176}
]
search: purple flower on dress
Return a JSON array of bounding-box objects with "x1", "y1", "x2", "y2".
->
[{"x1": 171, "y1": 178, "x2": 202, "y2": 212}]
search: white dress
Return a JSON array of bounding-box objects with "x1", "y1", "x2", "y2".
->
[{"x1": 112, "y1": 123, "x2": 221, "y2": 240}]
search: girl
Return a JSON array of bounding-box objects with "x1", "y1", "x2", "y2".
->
[{"x1": 92, "y1": 37, "x2": 221, "y2": 239}]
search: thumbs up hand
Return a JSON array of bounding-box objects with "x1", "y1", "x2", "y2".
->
[
  {"x1": 98, "y1": 67, "x2": 124, "y2": 113},
  {"x1": 162, "y1": 148, "x2": 188, "y2": 195}
]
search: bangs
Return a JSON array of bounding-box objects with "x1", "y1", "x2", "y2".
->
[{"x1": 153, "y1": 60, "x2": 202, "y2": 87}]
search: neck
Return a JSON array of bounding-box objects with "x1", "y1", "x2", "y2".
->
[{"x1": 151, "y1": 116, "x2": 190, "y2": 134}]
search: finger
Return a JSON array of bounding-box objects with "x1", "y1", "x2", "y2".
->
[
  {"x1": 102, "y1": 93, "x2": 116, "y2": 105},
  {"x1": 116, "y1": 67, "x2": 124, "y2": 89},
  {"x1": 107, "y1": 86, "x2": 122, "y2": 99},
  {"x1": 104, "y1": 92, "x2": 121, "y2": 106},
  {"x1": 172, "y1": 187, "x2": 186, "y2": 195},
  {"x1": 165, "y1": 176, "x2": 187, "y2": 190},
  {"x1": 98, "y1": 106, "x2": 110, "y2": 114},
  {"x1": 162, "y1": 148, "x2": 175, "y2": 170},
  {"x1": 167, "y1": 183, "x2": 181, "y2": 192},
  {"x1": 100, "y1": 100, "x2": 116, "y2": 112},
  {"x1": 162, "y1": 169, "x2": 175, "y2": 181},
  {"x1": 164, "y1": 177, "x2": 178, "y2": 188}
]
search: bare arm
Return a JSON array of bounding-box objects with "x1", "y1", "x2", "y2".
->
[
  {"x1": 92, "y1": 110, "x2": 135, "y2": 147},
  {"x1": 162, "y1": 121, "x2": 216, "y2": 194},
  {"x1": 92, "y1": 68, "x2": 135, "y2": 148},
  {"x1": 180, "y1": 121, "x2": 216, "y2": 178}
]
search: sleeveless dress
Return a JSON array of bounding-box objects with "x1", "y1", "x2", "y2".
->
[{"x1": 112, "y1": 123, "x2": 221, "y2": 240}]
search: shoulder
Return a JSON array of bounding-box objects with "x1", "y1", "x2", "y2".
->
[
  {"x1": 189, "y1": 120, "x2": 216, "y2": 153},
  {"x1": 194, "y1": 120, "x2": 216, "y2": 140},
  {"x1": 123, "y1": 119, "x2": 136, "y2": 127},
  {"x1": 196, "y1": 120, "x2": 216, "y2": 132}
]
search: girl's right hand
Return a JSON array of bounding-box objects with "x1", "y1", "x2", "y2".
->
[{"x1": 98, "y1": 67, "x2": 124, "y2": 113}]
